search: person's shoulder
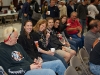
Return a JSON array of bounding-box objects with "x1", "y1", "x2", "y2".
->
[
  {"x1": 85, "y1": 31, "x2": 94, "y2": 37},
  {"x1": 16, "y1": 43, "x2": 23, "y2": 48},
  {"x1": 18, "y1": 34, "x2": 26, "y2": 39},
  {"x1": 31, "y1": 31, "x2": 38, "y2": 35},
  {"x1": 67, "y1": 18, "x2": 71, "y2": 22},
  {"x1": 0, "y1": 42, "x2": 7, "y2": 51}
]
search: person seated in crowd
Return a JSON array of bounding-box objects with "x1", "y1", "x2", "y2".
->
[
  {"x1": 46, "y1": 0, "x2": 59, "y2": 18},
  {"x1": 60, "y1": 15, "x2": 78, "y2": 51},
  {"x1": 66, "y1": 12, "x2": 84, "y2": 49},
  {"x1": 89, "y1": 42, "x2": 100, "y2": 75},
  {"x1": 31, "y1": 19, "x2": 68, "y2": 68},
  {"x1": 53, "y1": 18, "x2": 76, "y2": 51},
  {"x1": 0, "y1": 27, "x2": 66, "y2": 75},
  {"x1": 84, "y1": 20, "x2": 100, "y2": 54},
  {"x1": 46, "y1": 17, "x2": 76, "y2": 63}
]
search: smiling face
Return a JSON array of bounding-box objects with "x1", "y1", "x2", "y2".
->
[
  {"x1": 39, "y1": 23, "x2": 46, "y2": 32},
  {"x1": 54, "y1": 20, "x2": 60, "y2": 28},
  {"x1": 71, "y1": 12, "x2": 77, "y2": 21},
  {"x1": 61, "y1": 16, "x2": 67, "y2": 23},
  {"x1": 47, "y1": 19, "x2": 54, "y2": 29},
  {"x1": 24, "y1": 21, "x2": 33, "y2": 34}
]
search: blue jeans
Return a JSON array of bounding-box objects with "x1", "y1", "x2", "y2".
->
[
  {"x1": 89, "y1": 62, "x2": 100, "y2": 75},
  {"x1": 79, "y1": 19, "x2": 86, "y2": 34},
  {"x1": 25, "y1": 69, "x2": 56, "y2": 75},
  {"x1": 70, "y1": 34, "x2": 84, "y2": 49},
  {"x1": 68, "y1": 39, "x2": 78, "y2": 51},
  {"x1": 42, "y1": 60, "x2": 66, "y2": 75},
  {"x1": 41, "y1": 53, "x2": 68, "y2": 68}
]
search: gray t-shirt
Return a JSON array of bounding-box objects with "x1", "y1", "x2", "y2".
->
[{"x1": 84, "y1": 30, "x2": 100, "y2": 54}]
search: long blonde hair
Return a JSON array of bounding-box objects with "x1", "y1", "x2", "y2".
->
[{"x1": 33, "y1": 19, "x2": 47, "y2": 35}]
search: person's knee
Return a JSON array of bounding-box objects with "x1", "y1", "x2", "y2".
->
[
  {"x1": 53, "y1": 60, "x2": 63, "y2": 65},
  {"x1": 64, "y1": 53, "x2": 71, "y2": 59},
  {"x1": 70, "y1": 50, "x2": 76, "y2": 56},
  {"x1": 46, "y1": 69, "x2": 56, "y2": 75}
]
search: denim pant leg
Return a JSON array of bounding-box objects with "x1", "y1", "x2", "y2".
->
[
  {"x1": 54, "y1": 53, "x2": 68, "y2": 68},
  {"x1": 41, "y1": 54, "x2": 58, "y2": 62},
  {"x1": 68, "y1": 39, "x2": 78, "y2": 50},
  {"x1": 89, "y1": 62, "x2": 100, "y2": 75},
  {"x1": 70, "y1": 44, "x2": 77, "y2": 51},
  {"x1": 70, "y1": 34, "x2": 82, "y2": 48},
  {"x1": 42, "y1": 60, "x2": 66, "y2": 75},
  {"x1": 25, "y1": 69, "x2": 56, "y2": 75},
  {"x1": 80, "y1": 19, "x2": 86, "y2": 34},
  {"x1": 80, "y1": 35, "x2": 84, "y2": 47}
]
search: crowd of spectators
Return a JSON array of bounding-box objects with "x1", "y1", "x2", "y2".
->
[{"x1": 0, "y1": 0, "x2": 100, "y2": 75}]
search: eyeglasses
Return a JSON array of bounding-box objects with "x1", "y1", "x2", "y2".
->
[{"x1": 4, "y1": 29, "x2": 15, "y2": 42}]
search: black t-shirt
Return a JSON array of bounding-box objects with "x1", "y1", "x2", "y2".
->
[{"x1": 90, "y1": 42, "x2": 100, "y2": 65}]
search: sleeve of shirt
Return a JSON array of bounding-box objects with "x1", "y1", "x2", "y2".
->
[
  {"x1": 18, "y1": 44, "x2": 34, "y2": 63},
  {"x1": 66, "y1": 19, "x2": 72, "y2": 31},
  {"x1": 94, "y1": 6, "x2": 99, "y2": 15}
]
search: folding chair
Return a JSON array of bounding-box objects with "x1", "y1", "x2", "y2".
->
[
  {"x1": 70, "y1": 56, "x2": 88, "y2": 75},
  {"x1": 79, "y1": 48, "x2": 93, "y2": 75},
  {"x1": 64, "y1": 66, "x2": 78, "y2": 75}
]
